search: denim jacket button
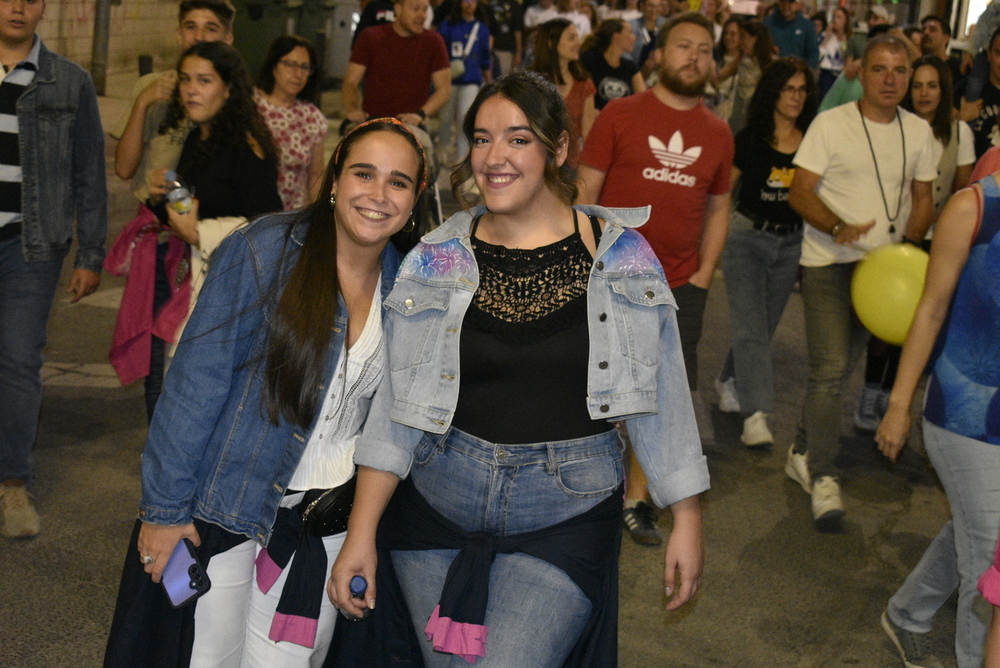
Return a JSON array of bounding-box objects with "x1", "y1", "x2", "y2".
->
[
  {"x1": 600, "y1": 404, "x2": 610, "y2": 412},
  {"x1": 599, "y1": 361, "x2": 608, "y2": 369},
  {"x1": 404, "y1": 298, "x2": 414, "y2": 309},
  {"x1": 595, "y1": 261, "x2": 604, "y2": 271},
  {"x1": 645, "y1": 290, "x2": 654, "y2": 299},
  {"x1": 599, "y1": 312, "x2": 607, "y2": 322}
]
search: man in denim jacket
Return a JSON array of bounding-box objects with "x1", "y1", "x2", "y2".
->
[{"x1": 0, "y1": 0, "x2": 108, "y2": 538}]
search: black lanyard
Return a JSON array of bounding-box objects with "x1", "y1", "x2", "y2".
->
[{"x1": 858, "y1": 102, "x2": 906, "y2": 223}]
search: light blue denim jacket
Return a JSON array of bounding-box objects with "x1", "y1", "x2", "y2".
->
[
  {"x1": 17, "y1": 39, "x2": 107, "y2": 273},
  {"x1": 138, "y1": 212, "x2": 402, "y2": 544},
  {"x1": 354, "y1": 204, "x2": 710, "y2": 508}
]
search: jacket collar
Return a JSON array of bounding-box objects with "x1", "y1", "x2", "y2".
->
[{"x1": 33, "y1": 38, "x2": 56, "y2": 85}]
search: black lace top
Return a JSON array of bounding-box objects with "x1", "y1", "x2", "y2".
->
[{"x1": 451, "y1": 212, "x2": 610, "y2": 443}]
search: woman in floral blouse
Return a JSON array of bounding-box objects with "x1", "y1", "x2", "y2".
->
[{"x1": 255, "y1": 36, "x2": 329, "y2": 210}]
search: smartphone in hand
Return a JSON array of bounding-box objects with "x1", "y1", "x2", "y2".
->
[{"x1": 161, "y1": 538, "x2": 211, "y2": 609}]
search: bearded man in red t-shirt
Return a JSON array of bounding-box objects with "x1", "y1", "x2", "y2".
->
[{"x1": 578, "y1": 11, "x2": 733, "y2": 547}]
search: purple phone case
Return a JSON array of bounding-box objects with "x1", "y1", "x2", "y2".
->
[{"x1": 161, "y1": 538, "x2": 211, "y2": 609}]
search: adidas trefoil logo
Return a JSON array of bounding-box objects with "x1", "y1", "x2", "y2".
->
[
  {"x1": 643, "y1": 131, "x2": 700, "y2": 187},
  {"x1": 649, "y1": 132, "x2": 701, "y2": 168}
]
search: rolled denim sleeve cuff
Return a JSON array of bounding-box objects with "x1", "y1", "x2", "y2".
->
[
  {"x1": 353, "y1": 436, "x2": 412, "y2": 479},
  {"x1": 136, "y1": 501, "x2": 193, "y2": 526},
  {"x1": 74, "y1": 247, "x2": 106, "y2": 274},
  {"x1": 646, "y1": 455, "x2": 710, "y2": 509}
]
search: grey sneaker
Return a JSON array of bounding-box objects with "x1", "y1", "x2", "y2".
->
[
  {"x1": 811, "y1": 476, "x2": 845, "y2": 530},
  {"x1": 0, "y1": 484, "x2": 40, "y2": 538},
  {"x1": 741, "y1": 411, "x2": 774, "y2": 449},
  {"x1": 854, "y1": 383, "x2": 888, "y2": 431},
  {"x1": 623, "y1": 501, "x2": 663, "y2": 546},
  {"x1": 785, "y1": 444, "x2": 811, "y2": 494},
  {"x1": 881, "y1": 611, "x2": 944, "y2": 668},
  {"x1": 715, "y1": 377, "x2": 741, "y2": 413}
]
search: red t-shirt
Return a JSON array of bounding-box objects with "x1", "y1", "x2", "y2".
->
[
  {"x1": 350, "y1": 24, "x2": 450, "y2": 118},
  {"x1": 580, "y1": 90, "x2": 734, "y2": 286}
]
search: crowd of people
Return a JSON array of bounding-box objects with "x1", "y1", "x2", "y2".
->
[{"x1": 2, "y1": 0, "x2": 1000, "y2": 665}]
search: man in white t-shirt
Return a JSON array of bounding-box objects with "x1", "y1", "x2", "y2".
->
[{"x1": 787, "y1": 34, "x2": 938, "y2": 531}]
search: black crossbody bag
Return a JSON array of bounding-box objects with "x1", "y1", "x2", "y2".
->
[{"x1": 299, "y1": 476, "x2": 357, "y2": 537}]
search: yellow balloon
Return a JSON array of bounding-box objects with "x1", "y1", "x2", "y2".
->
[{"x1": 851, "y1": 243, "x2": 930, "y2": 346}]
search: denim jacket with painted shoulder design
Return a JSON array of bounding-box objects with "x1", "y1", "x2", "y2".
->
[{"x1": 355, "y1": 204, "x2": 709, "y2": 508}]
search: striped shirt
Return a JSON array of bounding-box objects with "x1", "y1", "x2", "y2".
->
[{"x1": 0, "y1": 37, "x2": 40, "y2": 231}]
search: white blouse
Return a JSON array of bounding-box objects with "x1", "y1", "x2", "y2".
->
[{"x1": 288, "y1": 295, "x2": 384, "y2": 491}]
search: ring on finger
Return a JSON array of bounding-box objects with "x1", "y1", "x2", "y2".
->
[{"x1": 141, "y1": 554, "x2": 155, "y2": 565}]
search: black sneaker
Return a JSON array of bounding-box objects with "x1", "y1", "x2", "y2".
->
[{"x1": 622, "y1": 501, "x2": 662, "y2": 546}]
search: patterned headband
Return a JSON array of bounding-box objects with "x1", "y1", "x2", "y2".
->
[{"x1": 332, "y1": 117, "x2": 429, "y2": 194}]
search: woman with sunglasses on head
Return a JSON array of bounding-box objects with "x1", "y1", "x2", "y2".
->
[
  {"x1": 714, "y1": 57, "x2": 817, "y2": 448},
  {"x1": 330, "y1": 71, "x2": 708, "y2": 666},
  {"x1": 104, "y1": 119, "x2": 428, "y2": 668},
  {"x1": 255, "y1": 36, "x2": 329, "y2": 211}
]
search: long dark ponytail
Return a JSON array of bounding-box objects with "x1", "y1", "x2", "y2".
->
[{"x1": 263, "y1": 119, "x2": 427, "y2": 428}]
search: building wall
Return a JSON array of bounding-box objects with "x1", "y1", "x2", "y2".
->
[{"x1": 38, "y1": 0, "x2": 181, "y2": 77}]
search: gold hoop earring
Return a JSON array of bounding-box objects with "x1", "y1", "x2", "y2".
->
[
  {"x1": 329, "y1": 193, "x2": 336, "y2": 207},
  {"x1": 401, "y1": 215, "x2": 416, "y2": 233}
]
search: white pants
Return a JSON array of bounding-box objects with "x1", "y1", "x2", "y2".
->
[
  {"x1": 438, "y1": 83, "x2": 481, "y2": 162},
  {"x1": 189, "y1": 531, "x2": 347, "y2": 668}
]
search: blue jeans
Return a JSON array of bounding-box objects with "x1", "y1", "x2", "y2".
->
[
  {"x1": 718, "y1": 211, "x2": 802, "y2": 415},
  {"x1": 392, "y1": 428, "x2": 623, "y2": 667},
  {"x1": 887, "y1": 420, "x2": 1000, "y2": 668},
  {"x1": 794, "y1": 263, "x2": 870, "y2": 478},
  {"x1": 0, "y1": 235, "x2": 66, "y2": 482}
]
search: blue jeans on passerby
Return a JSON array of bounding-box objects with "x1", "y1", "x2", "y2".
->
[
  {"x1": 0, "y1": 234, "x2": 66, "y2": 483},
  {"x1": 392, "y1": 427, "x2": 623, "y2": 667},
  {"x1": 887, "y1": 420, "x2": 1000, "y2": 668},
  {"x1": 718, "y1": 210, "x2": 802, "y2": 416},
  {"x1": 794, "y1": 263, "x2": 869, "y2": 478}
]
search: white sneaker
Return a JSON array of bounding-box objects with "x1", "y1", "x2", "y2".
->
[
  {"x1": 715, "y1": 377, "x2": 741, "y2": 413},
  {"x1": 811, "y1": 476, "x2": 845, "y2": 526},
  {"x1": 0, "y1": 485, "x2": 40, "y2": 538},
  {"x1": 741, "y1": 411, "x2": 774, "y2": 448},
  {"x1": 784, "y1": 445, "x2": 811, "y2": 494}
]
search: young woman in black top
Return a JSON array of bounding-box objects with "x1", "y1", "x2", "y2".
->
[
  {"x1": 715, "y1": 57, "x2": 817, "y2": 448},
  {"x1": 579, "y1": 18, "x2": 646, "y2": 109},
  {"x1": 141, "y1": 42, "x2": 282, "y2": 420}
]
